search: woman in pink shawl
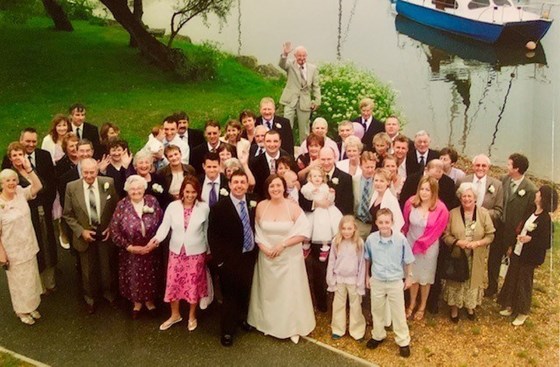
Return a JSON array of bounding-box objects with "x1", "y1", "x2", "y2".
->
[{"x1": 402, "y1": 176, "x2": 449, "y2": 321}]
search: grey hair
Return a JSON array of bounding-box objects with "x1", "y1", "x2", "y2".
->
[
  {"x1": 124, "y1": 174, "x2": 147, "y2": 192},
  {"x1": 0, "y1": 169, "x2": 19, "y2": 191},
  {"x1": 133, "y1": 149, "x2": 154, "y2": 167},
  {"x1": 294, "y1": 46, "x2": 307, "y2": 55},
  {"x1": 223, "y1": 157, "x2": 242, "y2": 170},
  {"x1": 312, "y1": 117, "x2": 328, "y2": 129},
  {"x1": 414, "y1": 130, "x2": 430, "y2": 139},
  {"x1": 472, "y1": 154, "x2": 491, "y2": 166},
  {"x1": 456, "y1": 182, "x2": 478, "y2": 200}
]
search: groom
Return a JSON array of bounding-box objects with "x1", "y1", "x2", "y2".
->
[{"x1": 208, "y1": 171, "x2": 257, "y2": 347}]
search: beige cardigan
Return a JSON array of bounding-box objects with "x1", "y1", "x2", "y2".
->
[{"x1": 442, "y1": 206, "x2": 495, "y2": 289}]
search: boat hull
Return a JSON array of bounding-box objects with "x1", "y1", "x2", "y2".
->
[{"x1": 395, "y1": 0, "x2": 552, "y2": 44}]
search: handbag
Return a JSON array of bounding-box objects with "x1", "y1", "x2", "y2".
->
[{"x1": 442, "y1": 246, "x2": 469, "y2": 282}]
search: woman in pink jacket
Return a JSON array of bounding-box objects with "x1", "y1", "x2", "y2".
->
[{"x1": 402, "y1": 176, "x2": 449, "y2": 321}]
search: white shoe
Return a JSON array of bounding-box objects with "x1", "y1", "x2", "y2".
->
[
  {"x1": 30, "y1": 310, "x2": 41, "y2": 319},
  {"x1": 19, "y1": 314, "x2": 35, "y2": 325},
  {"x1": 512, "y1": 314, "x2": 528, "y2": 326},
  {"x1": 290, "y1": 335, "x2": 300, "y2": 344},
  {"x1": 159, "y1": 317, "x2": 182, "y2": 331},
  {"x1": 188, "y1": 319, "x2": 197, "y2": 332},
  {"x1": 59, "y1": 235, "x2": 70, "y2": 250},
  {"x1": 499, "y1": 309, "x2": 512, "y2": 316}
]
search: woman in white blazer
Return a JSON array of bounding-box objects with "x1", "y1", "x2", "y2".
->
[
  {"x1": 368, "y1": 168, "x2": 404, "y2": 233},
  {"x1": 151, "y1": 176, "x2": 213, "y2": 332}
]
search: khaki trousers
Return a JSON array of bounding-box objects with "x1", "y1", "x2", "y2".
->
[
  {"x1": 370, "y1": 278, "x2": 410, "y2": 347},
  {"x1": 331, "y1": 284, "x2": 366, "y2": 340}
]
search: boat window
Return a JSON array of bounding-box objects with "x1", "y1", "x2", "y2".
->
[
  {"x1": 468, "y1": 0, "x2": 490, "y2": 9},
  {"x1": 433, "y1": 0, "x2": 457, "y2": 10},
  {"x1": 493, "y1": 0, "x2": 512, "y2": 6}
]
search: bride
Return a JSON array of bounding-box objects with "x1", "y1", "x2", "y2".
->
[{"x1": 248, "y1": 174, "x2": 315, "y2": 344}]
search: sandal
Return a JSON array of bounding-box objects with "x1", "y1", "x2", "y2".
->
[
  {"x1": 414, "y1": 309, "x2": 425, "y2": 321},
  {"x1": 405, "y1": 307, "x2": 414, "y2": 319}
]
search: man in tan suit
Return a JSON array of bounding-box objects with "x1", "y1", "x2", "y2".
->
[
  {"x1": 63, "y1": 158, "x2": 119, "y2": 313},
  {"x1": 279, "y1": 42, "x2": 321, "y2": 144}
]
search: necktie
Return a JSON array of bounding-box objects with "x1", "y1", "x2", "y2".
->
[
  {"x1": 239, "y1": 201, "x2": 254, "y2": 253},
  {"x1": 28, "y1": 154, "x2": 35, "y2": 169},
  {"x1": 208, "y1": 182, "x2": 217, "y2": 207},
  {"x1": 270, "y1": 158, "x2": 276, "y2": 174},
  {"x1": 76, "y1": 127, "x2": 82, "y2": 140},
  {"x1": 510, "y1": 181, "x2": 516, "y2": 195},
  {"x1": 256, "y1": 147, "x2": 263, "y2": 156},
  {"x1": 362, "y1": 119, "x2": 367, "y2": 130},
  {"x1": 265, "y1": 120, "x2": 272, "y2": 130},
  {"x1": 475, "y1": 179, "x2": 484, "y2": 207},
  {"x1": 300, "y1": 66, "x2": 306, "y2": 86},
  {"x1": 88, "y1": 185, "x2": 100, "y2": 227},
  {"x1": 419, "y1": 155, "x2": 425, "y2": 170},
  {"x1": 358, "y1": 179, "x2": 372, "y2": 223}
]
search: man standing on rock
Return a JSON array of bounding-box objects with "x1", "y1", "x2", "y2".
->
[{"x1": 279, "y1": 42, "x2": 321, "y2": 144}]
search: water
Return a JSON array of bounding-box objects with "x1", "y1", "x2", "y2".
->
[{"x1": 138, "y1": 0, "x2": 559, "y2": 182}]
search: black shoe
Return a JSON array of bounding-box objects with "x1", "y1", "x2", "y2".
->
[
  {"x1": 466, "y1": 310, "x2": 476, "y2": 321},
  {"x1": 366, "y1": 338, "x2": 384, "y2": 350},
  {"x1": 241, "y1": 321, "x2": 254, "y2": 332},
  {"x1": 399, "y1": 345, "x2": 411, "y2": 358},
  {"x1": 221, "y1": 334, "x2": 233, "y2": 347}
]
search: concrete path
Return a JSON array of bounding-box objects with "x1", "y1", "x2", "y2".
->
[{"x1": 0, "y1": 250, "x2": 372, "y2": 366}]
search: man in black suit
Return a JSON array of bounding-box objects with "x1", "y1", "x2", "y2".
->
[
  {"x1": 2, "y1": 128, "x2": 59, "y2": 292},
  {"x1": 189, "y1": 120, "x2": 222, "y2": 175},
  {"x1": 68, "y1": 103, "x2": 101, "y2": 159},
  {"x1": 352, "y1": 98, "x2": 384, "y2": 152},
  {"x1": 250, "y1": 130, "x2": 290, "y2": 200},
  {"x1": 255, "y1": 97, "x2": 294, "y2": 156},
  {"x1": 199, "y1": 152, "x2": 229, "y2": 206},
  {"x1": 248, "y1": 125, "x2": 268, "y2": 165},
  {"x1": 175, "y1": 111, "x2": 205, "y2": 151},
  {"x1": 299, "y1": 147, "x2": 353, "y2": 312},
  {"x1": 208, "y1": 171, "x2": 257, "y2": 347},
  {"x1": 405, "y1": 130, "x2": 439, "y2": 177}
]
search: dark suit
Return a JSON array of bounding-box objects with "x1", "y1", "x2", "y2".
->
[
  {"x1": 189, "y1": 142, "x2": 223, "y2": 175},
  {"x1": 248, "y1": 144, "x2": 265, "y2": 166},
  {"x1": 405, "y1": 149, "x2": 439, "y2": 177},
  {"x1": 208, "y1": 194, "x2": 257, "y2": 336},
  {"x1": 74, "y1": 122, "x2": 101, "y2": 159},
  {"x1": 353, "y1": 116, "x2": 384, "y2": 152},
  {"x1": 399, "y1": 172, "x2": 459, "y2": 211},
  {"x1": 256, "y1": 116, "x2": 294, "y2": 156},
  {"x1": 180, "y1": 128, "x2": 205, "y2": 152},
  {"x1": 62, "y1": 177, "x2": 119, "y2": 305},
  {"x1": 250, "y1": 150, "x2": 291, "y2": 200},
  {"x1": 199, "y1": 173, "x2": 229, "y2": 205},
  {"x1": 299, "y1": 167, "x2": 353, "y2": 312},
  {"x1": 487, "y1": 175, "x2": 537, "y2": 295}
]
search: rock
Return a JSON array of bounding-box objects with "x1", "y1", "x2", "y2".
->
[
  {"x1": 256, "y1": 63, "x2": 283, "y2": 79},
  {"x1": 236, "y1": 55, "x2": 259, "y2": 70},
  {"x1": 174, "y1": 34, "x2": 192, "y2": 44}
]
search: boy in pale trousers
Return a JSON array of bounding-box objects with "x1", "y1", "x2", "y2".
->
[{"x1": 364, "y1": 208, "x2": 414, "y2": 358}]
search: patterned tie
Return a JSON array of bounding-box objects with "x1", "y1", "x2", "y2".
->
[
  {"x1": 300, "y1": 66, "x2": 306, "y2": 86},
  {"x1": 88, "y1": 185, "x2": 100, "y2": 227},
  {"x1": 419, "y1": 155, "x2": 425, "y2": 170},
  {"x1": 208, "y1": 182, "x2": 217, "y2": 207},
  {"x1": 265, "y1": 120, "x2": 272, "y2": 130},
  {"x1": 270, "y1": 158, "x2": 276, "y2": 174},
  {"x1": 239, "y1": 201, "x2": 254, "y2": 253},
  {"x1": 358, "y1": 179, "x2": 372, "y2": 223}
]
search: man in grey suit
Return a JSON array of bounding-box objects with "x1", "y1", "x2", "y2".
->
[
  {"x1": 279, "y1": 42, "x2": 321, "y2": 144},
  {"x1": 63, "y1": 158, "x2": 119, "y2": 313},
  {"x1": 457, "y1": 154, "x2": 504, "y2": 296},
  {"x1": 486, "y1": 153, "x2": 536, "y2": 297}
]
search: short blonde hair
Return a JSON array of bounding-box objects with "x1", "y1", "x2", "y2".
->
[
  {"x1": 359, "y1": 98, "x2": 375, "y2": 110},
  {"x1": 344, "y1": 136, "x2": 363, "y2": 153}
]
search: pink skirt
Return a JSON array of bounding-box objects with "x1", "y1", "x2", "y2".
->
[{"x1": 164, "y1": 248, "x2": 208, "y2": 303}]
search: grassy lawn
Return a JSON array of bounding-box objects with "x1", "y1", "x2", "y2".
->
[
  {"x1": 0, "y1": 351, "x2": 35, "y2": 367},
  {"x1": 0, "y1": 17, "x2": 283, "y2": 151}
]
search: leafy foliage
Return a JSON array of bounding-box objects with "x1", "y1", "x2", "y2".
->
[
  {"x1": 316, "y1": 62, "x2": 399, "y2": 134},
  {"x1": 0, "y1": 0, "x2": 43, "y2": 24}
]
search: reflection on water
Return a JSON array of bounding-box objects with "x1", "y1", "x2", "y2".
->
[{"x1": 139, "y1": 0, "x2": 558, "y2": 181}]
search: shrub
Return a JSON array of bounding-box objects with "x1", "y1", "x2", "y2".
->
[
  {"x1": 316, "y1": 62, "x2": 399, "y2": 136},
  {"x1": 173, "y1": 41, "x2": 220, "y2": 81}
]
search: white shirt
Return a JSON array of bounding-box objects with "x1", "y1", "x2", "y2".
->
[
  {"x1": 472, "y1": 175, "x2": 487, "y2": 208},
  {"x1": 265, "y1": 152, "x2": 280, "y2": 172},
  {"x1": 82, "y1": 179, "x2": 101, "y2": 225},
  {"x1": 27, "y1": 151, "x2": 36, "y2": 167},
  {"x1": 510, "y1": 176, "x2": 524, "y2": 193},
  {"x1": 398, "y1": 158, "x2": 407, "y2": 181},
  {"x1": 415, "y1": 150, "x2": 427, "y2": 164},
  {"x1": 201, "y1": 175, "x2": 221, "y2": 203}
]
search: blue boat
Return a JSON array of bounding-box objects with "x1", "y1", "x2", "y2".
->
[{"x1": 395, "y1": 0, "x2": 554, "y2": 44}]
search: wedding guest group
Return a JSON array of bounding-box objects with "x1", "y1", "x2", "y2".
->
[{"x1": 0, "y1": 56, "x2": 556, "y2": 360}]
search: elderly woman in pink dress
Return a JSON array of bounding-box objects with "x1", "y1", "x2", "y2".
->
[
  {"x1": 150, "y1": 175, "x2": 213, "y2": 332},
  {"x1": 110, "y1": 175, "x2": 163, "y2": 319},
  {"x1": 0, "y1": 158, "x2": 44, "y2": 325}
]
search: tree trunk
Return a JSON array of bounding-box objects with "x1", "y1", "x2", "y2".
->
[
  {"x1": 129, "y1": 0, "x2": 143, "y2": 48},
  {"x1": 42, "y1": 0, "x2": 73, "y2": 31},
  {"x1": 100, "y1": 0, "x2": 187, "y2": 77}
]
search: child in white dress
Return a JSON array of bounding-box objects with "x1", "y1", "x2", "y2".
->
[{"x1": 300, "y1": 167, "x2": 343, "y2": 262}]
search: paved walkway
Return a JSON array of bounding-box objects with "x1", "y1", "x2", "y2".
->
[{"x1": 0, "y1": 250, "x2": 372, "y2": 366}]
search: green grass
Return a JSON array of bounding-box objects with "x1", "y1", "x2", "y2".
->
[
  {"x1": 0, "y1": 351, "x2": 34, "y2": 367},
  {"x1": 0, "y1": 17, "x2": 283, "y2": 151}
]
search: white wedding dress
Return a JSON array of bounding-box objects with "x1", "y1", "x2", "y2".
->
[{"x1": 248, "y1": 201, "x2": 315, "y2": 339}]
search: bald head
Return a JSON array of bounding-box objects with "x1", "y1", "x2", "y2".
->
[
  {"x1": 319, "y1": 147, "x2": 336, "y2": 172},
  {"x1": 425, "y1": 159, "x2": 444, "y2": 180}
]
